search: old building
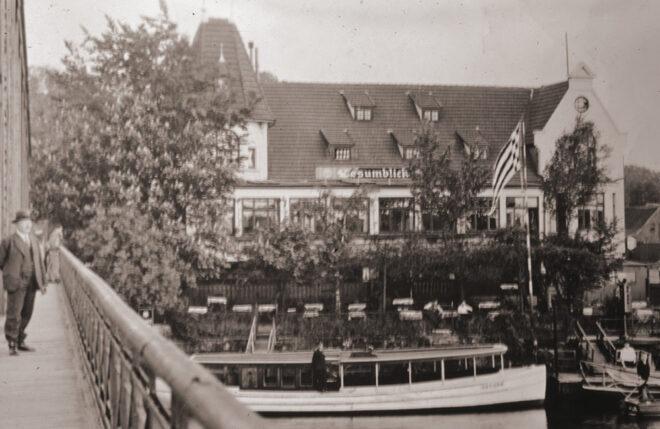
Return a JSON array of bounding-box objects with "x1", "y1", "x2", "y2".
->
[
  {"x1": 194, "y1": 19, "x2": 626, "y2": 254},
  {"x1": 0, "y1": 0, "x2": 31, "y2": 314}
]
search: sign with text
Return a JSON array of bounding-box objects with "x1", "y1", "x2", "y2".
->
[{"x1": 316, "y1": 166, "x2": 411, "y2": 181}]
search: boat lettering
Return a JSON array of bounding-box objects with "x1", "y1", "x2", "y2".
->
[{"x1": 481, "y1": 381, "x2": 504, "y2": 390}]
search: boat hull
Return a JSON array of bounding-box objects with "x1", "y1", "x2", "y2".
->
[{"x1": 226, "y1": 365, "x2": 546, "y2": 414}]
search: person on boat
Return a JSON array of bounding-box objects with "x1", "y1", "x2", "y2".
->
[
  {"x1": 312, "y1": 342, "x2": 327, "y2": 392},
  {"x1": 620, "y1": 342, "x2": 637, "y2": 368}
]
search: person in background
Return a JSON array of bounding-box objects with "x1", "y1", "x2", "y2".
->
[
  {"x1": 0, "y1": 210, "x2": 48, "y2": 355},
  {"x1": 311, "y1": 341, "x2": 327, "y2": 391},
  {"x1": 620, "y1": 342, "x2": 637, "y2": 368},
  {"x1": 45, "y1": 223, "x2": 63, "y2": 285}
]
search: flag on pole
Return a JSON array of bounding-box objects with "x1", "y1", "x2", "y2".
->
[{"x1": 488, "y1": 119, "x2": 524, "y2": 216}]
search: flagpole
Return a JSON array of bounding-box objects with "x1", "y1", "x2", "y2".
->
[{"x1": 520, "y1": 119, "x2": 535, "y2": 316}]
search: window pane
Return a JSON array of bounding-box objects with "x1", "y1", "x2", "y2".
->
[
  {"x1": 264, "y1": 367, "x2": 278, "y2": 387},
  {"x1": 282, "y1": 367, "x2": 296, "y2": 388}
]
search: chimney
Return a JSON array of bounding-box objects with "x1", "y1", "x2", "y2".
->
[
  {"x1": 255, "y1": 46, "x2": 260, "y2": 80},
  {"x1": 218, "y1": 43, "x2": 226, "y2": 63},
  {"x1": 248, "y1": 41, "x2": 254, "y2": 66}
]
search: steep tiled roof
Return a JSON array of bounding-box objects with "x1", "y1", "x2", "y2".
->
[
  {"x1": 262, "y1": 82, "x2": 552, "y2": 185},
  {"x1": 410, "y1": 92, "x2": 442, "y2": 110},
  {"x1": 626, "y1": 206, "x2": 658, "y2": 234},
  {"x1": 525, "y1": 81, "x2": 569, "y2": 144},
  {"x1": 341, "y1": 91, "x2": 376, "y2": 108},
  {"x1": 630, "y1": 243, "x2": 660, "y2": 263},
  {"x1": 193, "y1": 19, "x2": 274, "y2": 122}
]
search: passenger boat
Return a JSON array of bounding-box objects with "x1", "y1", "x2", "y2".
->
[{"x1": 191, "y1": 344, "x2": 546, "y2": 414}]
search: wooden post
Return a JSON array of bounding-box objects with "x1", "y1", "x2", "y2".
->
[
  {"x1": 340, "y1": 364, "x2": 344, "y2": 389},
  {"x1": 441, "y1": 359, "x2": 445, "y2": 382},
  {"x1": 375, "y1": 363, "x2": 379, "y2": 388},
  {"x1": 408, "y1": 361, "x2": 412, "y2": 385}
]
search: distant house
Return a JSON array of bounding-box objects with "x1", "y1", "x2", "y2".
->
[
  {"x1": 622, "y1": 205, "x2": 660, "y2": 307},
  {"x1": 626, "y1": 205, "x2": 660, "y2": 244}
]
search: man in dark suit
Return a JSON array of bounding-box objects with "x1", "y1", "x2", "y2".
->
[
  {"x1": 1, "y1": 210, "x2": 47, "y2": 355},
  {"x1": 311, "y1": 341, "x2": 327, "y2": 391}
]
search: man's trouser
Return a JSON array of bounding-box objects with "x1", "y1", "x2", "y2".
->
[{"x1": 4, "y1": 280, "x2": 37, "y2": 344}]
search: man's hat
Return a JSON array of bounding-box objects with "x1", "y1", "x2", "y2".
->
[{"x1": 12, "y1": 210, "x2": 32, "y2": 223}]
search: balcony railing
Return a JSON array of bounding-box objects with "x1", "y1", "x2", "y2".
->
[{"x1": 60, "y1": 247, "x2": 262, "y2": 428}]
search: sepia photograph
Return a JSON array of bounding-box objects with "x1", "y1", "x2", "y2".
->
[{"x1": 1, "y1": 0, "x2": 659, "y2": 427}]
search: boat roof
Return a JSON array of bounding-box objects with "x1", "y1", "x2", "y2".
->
[{"x1": 191, "y1": 344, "x2": 508, "y2": 366}]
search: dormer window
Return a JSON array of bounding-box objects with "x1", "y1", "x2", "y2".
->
[
  {"x1": 403, "y1": 147, "x2": 419, "y2": 160},
  {"x1": 423, "y1": 110, "x2": 439, "y2": 122},
  {"x1": 321, "y1": 128, "x2": 355, "y2": 161},
  {"x1": 340, "y1": 90, "x2": 376, "y2": 121},
  {"x1": 409, "y1": 92, "x2": 442, "y2": 122},
  {"x1": 356, "y1": 107, "x2": 372, "y2": 121},
  {"x1": 335, "y1": 147, "x2": 351, "y2": 161}
]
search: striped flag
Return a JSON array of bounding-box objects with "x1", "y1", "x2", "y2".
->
[{"x1": 488, "y1": 119, "x2": 524, "y2": 215}]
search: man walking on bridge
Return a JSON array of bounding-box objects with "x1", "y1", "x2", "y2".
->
[{"x1": 0, "y1": 211, "x2": 47, "y2": 355}]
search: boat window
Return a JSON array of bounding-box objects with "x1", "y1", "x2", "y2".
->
[
  {"x1": 443, "y1": 358, "x2": 472, "y2": 380},
  {"x1": 412, "y1": 361, "x2": 443, "y2": 382},
  {"x1": 263, "y1": 366, "x2": 279, "y2": 388},
  {"x1": 343, "y1": 364, "x2": 375, "y2": 387},
  {"x1": 282, "y1": 367, "x2": 297, "y2": 389},
  {"x1": 212, "y1": 365, "x2": 239, "y2": 386},
  {"x1": 476, "y1": 356, "x2": 499, "y2": 376},
  {"x1": 379, "y1": 363, "x2": 409, "y2": 385},
  {"x1": 240, "y1": 367, "x2": 258, "y2": 389},
  {"x1": 300, "y1": 366, "x2": 313, "y2": 387}
]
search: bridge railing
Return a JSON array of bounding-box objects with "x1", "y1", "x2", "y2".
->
[{"x1": 59, "y1": 247, "x2": 262, "y2": 429}]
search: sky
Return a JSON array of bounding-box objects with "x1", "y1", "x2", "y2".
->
[{"x1": 25, "y1": 0, "x2": 660, "y2": 169}]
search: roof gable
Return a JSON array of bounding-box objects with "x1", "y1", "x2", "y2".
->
[
  {"x1": 193, "y1": 19, "x2": 274, "y2": 122},
  {"x1": 626, "y1": 206, "x2": 659, "y2": 234}
]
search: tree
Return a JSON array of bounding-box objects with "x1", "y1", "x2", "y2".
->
[
  {"x1": 258, "y1": 71, "x2": 279, "y2": 84},
  {"x1": 29, "y1": 7, "x2": 244, "y2": 311},
  {"x1": 538, "y1": 220, "x2": 621, "y2": 313},
  {"x1": 408, "y1": 125, "x2": 489, "y2": 235},
  {"x1": 625, "y1": 164, "x2": 660, "y2": 206},
  {"x1": 542, "y1": 118, "x2": 610, "y2": 236},
  {"x1": 243, "y1": 189, "x2": 367, "y2": 313}
]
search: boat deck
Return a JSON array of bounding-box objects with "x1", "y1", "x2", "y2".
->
[{"x1": 193, "y1": 344, "x2": 508, "y2": 365}]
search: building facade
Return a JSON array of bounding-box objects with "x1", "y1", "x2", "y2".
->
[
  {"x1": 195, "y1": 19, "x2": 626, "y2": 256},
  {"x1": 0, "y1": 0, "x2": 31, "y2": 314}
]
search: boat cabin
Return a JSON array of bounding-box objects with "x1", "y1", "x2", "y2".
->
[{"x1": 192, "y1": 344, "x2": 508, "y2": 391}]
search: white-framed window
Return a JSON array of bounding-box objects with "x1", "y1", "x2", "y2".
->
[
  {"x1": 356, "y1": 108, "x2": 372, "y2": 121},
  {"x1": 404, "y1": 147, "x2": 419, "y2": 160},
  {"x1": 246, "y1": 148, "x2": 256, "y2": 169},
  {"x1": 241, "y1": 199, "x2": 280, "y2": 235},
  {"x1": 379, "y1": 198, "x2": 414, "y2": 233},
  {"x1": 467, "y1": 198, "x2": 498, "y2": 232},
  {"x1": 423, "y1": 110, "x2": 439, "y2": 122},
  {"x1": 506, "y1": 197, "x2": 539, "y2": 235},
  {"x1": 290, "y1": 198, "x2": 325, "y2": 232},
  {"x1": 335, "y1": 147, "x2": 351, "y2": 161},
  {"x1": 333, "y1": 197, "x2": 370, "y2": 234},
  {"x1": 578, "y1": 193, "x2": 605, "y2": 230}
]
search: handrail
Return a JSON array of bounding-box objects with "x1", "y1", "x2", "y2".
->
[
  {"x1": 245, "y1": 313, "x2": 257, "y2": 354},
  {"x1": 267, "y1": 317, "x2": 277, "y2": 352},
  {"x1": 575, "y1": 321, "x2": 596, "y2": 362},
  {"x1": 60, "y1": 247, "x2": 261, "y2": 428},
  {"x1": 595, "y1": 321, "x2": 617, "y2": 362}
]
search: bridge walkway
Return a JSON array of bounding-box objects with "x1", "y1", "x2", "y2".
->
[{"x1": 0, "y1": 283, "x2": 101, "y2": 428}]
